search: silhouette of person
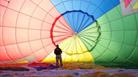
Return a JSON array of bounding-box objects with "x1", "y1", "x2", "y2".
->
[{"x1": 54, "y1": 45, "x2": 63, "y2": 67}]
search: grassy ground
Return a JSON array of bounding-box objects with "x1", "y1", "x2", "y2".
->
[
  {"x1": 0, "y1": 63, "x2": 137, "y2": 77},
  {"x1": 62, "y1": 62, "x2": 110, "y2": 70}
]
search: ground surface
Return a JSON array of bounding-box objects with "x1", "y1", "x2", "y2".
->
[{"x1": 0, "y1": 63, "x2": 138, "y2": 77}]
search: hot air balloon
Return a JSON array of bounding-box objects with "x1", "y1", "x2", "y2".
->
[{"x1": 0, "y1": 0, "x2": 138, "y2": 68}]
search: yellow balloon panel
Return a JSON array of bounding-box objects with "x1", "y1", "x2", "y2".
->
[
  {"x1": 59, "y1": 35, "x2": 88, "y2": 54},
  {"x1": 42, "y1": 35, "x2": 94, "y2": 63},
  {"x1": 42, "y1": 51, "x2": 94, "y2": 63}
]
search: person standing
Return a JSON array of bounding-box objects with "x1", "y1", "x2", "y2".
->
[{"x1": 54, "y1": 45, "x2": 63, "y2": 67}]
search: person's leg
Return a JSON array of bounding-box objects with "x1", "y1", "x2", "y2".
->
[
  {"x1": 56, "y1": 55, "x2": 59, "y2": 67},
  {"x1": 59, "y1": 55, "x2": 63, "y2": 67}
]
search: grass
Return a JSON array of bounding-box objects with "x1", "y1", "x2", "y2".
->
[{"x1": 62, "y1": 62, "x2": 110, "y2": 70}]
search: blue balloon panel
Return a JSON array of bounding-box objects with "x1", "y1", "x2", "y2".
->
[{"x1": 50, "y1": 0, "x2": 120, "y2": 33}]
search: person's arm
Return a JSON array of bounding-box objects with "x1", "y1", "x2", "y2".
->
[
  {"x1": 54, "y1": 48, "x2": 56, "y2": 54},
  {"x1": 60, "y1": 49, "x2": 62, "y2": 54}
]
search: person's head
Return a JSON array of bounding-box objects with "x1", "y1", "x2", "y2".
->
[{"x1": 56, "y1": 45, "x2": 59, "y2": 48}]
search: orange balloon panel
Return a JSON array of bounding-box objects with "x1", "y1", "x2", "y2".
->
[{"x1": 0, "y1": 0, "x2": 70, "y2": 63}]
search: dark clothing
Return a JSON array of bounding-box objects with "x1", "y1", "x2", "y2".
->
[
  {"x1": 54, "y1": 48, "x2": 62, "y2": 55},
  {"x1": 54, "y1": 47, "x2": 63, "y2": 67},
  {"x1": 56, "y1": 55, "x2": 63, "y2": 67}
]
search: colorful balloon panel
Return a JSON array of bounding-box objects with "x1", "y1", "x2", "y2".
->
[
  {"x1": 120, "y1": 0, "x2": 138, "y2": 15},
  {"x1": 0, "y1": 0, "x2": 138, "y2": 68},
  {"x1": 92, "y1": 5, "x2": 138, "y2": 67},
  {"x1": 51, "y1": 0, "x2": 119, "y2": 33}
]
